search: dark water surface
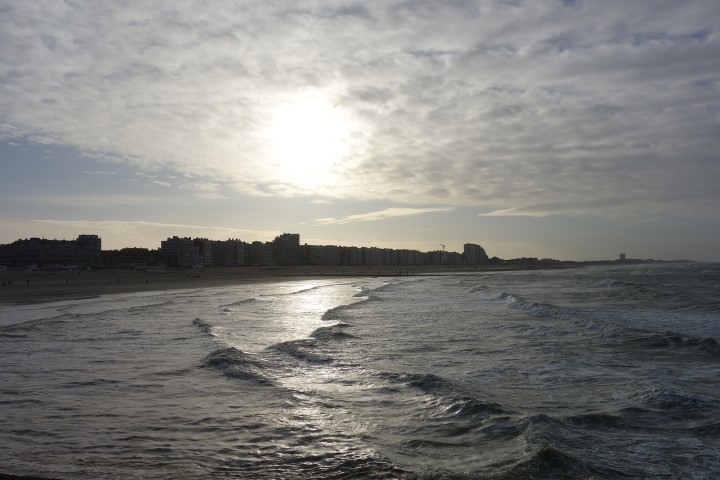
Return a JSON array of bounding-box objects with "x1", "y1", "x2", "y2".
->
[{"x1": 1, "y1": 263, "x2": 719, "y2": 479}]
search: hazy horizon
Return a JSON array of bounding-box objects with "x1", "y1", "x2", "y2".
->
[{"x1": 2, "y1": 1, "x2": 719, "y2": 261}]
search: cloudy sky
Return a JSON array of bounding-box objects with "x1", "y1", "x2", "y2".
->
[{"x1": 1, "y1": 0, "x2": 719, "y2": 261}]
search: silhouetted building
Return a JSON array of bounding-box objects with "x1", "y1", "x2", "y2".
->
[
  {"x1": 192, "y1": 238, "x2": 212, "y2": 268},
  {"x1": 210, "y1": 239, "x2": 248, "y2": 267},
  {"x1": 0, "y1": 225, "x2": 577, "y2": 271},
  {"x1": 101, "y1": 247, "x2": 164, "y2": 269},
  {"x1": 77, "y1": 234, "x2": 102, "y2": 266},
  {"x1": 339, "y1": 246, "x2": 362, "y2": 266},
  {"x1": 161, "y1": 236, "x2": 193, "y2": 267},
  {"x1": 249, "y1": 241, "x2": 273, "y2": 266},
  {"x1": 273, "y1": 233, "x2": 300, "y2": 266},
  {"x1": 463, "y1": 243, "x2": 489, "y2": 265},
  {"x1": 362, "y1": 247, "x2": 382, "y2": 265},
  {"x1": 306, "y1": 244, "x2": 340, "y2": 266},
  {"x1": 0, "y1": 234, "x2": 102, "y2": 269}
]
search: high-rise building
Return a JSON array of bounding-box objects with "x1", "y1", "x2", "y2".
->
[
  {"x1": 210, "y1": 239, "x2": 248, "y2": 267},
  {"x1": 0, "y1": 235, "x2": 102, "y2": 268},
  {"x1": 161, "y1": 236, "x2": 193, "y2": 267},
  {"x1": 192, "y1": 238, "x2": 212, "y2": 268},
  {"x1": 463, "y1": 243, "x2": 489, "y2": 265},
  {"x1": 77, "y1": 234, "x2": 102, "y2": 266},
  {"x1": 273, "y1": 233, "x2": 300, "y2": 266},
  {"x1": 249, "y1": 241, "x2": 274, "y2": 266}
]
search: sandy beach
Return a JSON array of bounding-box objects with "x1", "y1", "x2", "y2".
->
[
  {"x1": 0, "y1": 263, "x2": 556, "y2": 305},
  {"x1": 0, "y1": 265, "x2": 435, "y2": 305}
]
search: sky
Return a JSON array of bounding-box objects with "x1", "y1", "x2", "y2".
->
[{"x1": 1, "y1": 0, "x2": 719, "y2": 261}]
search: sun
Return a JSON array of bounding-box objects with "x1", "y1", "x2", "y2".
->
[{"x1": 263, "y1": 95, "x2": 354, "y2": 191}]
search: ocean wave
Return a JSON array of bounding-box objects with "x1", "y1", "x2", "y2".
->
[
  {"x1": 227, "y1": 448, "x2": 409, "y2": 480},
  {"x1": 310, "y1": 323, "x2": 358, "y2": 341},
  {"x1": 0, "y1": 313, "x2": 75, "y2": 332},
  {"x1": 497, "y1": 293, "x2": 572, "y2": 320},
  {"x1": 435, "y1": 396, "x2": 506, "y2": 419},
  {"x1": 63, "y1": 378, "x2": 123, "y2": 388},
  {"x1": 496, "y1": 292, "x2": 630, "y2": 335},
  {"x1": 321, "y1": 304, "x2": 353, "y2": 321},
  {"x1": 689, "y1": 422, "x2": 720, "y2": 437},
  {"x1": 321, "y1": 297, "x2": 378, "y2": 321},
  {"x1": 221, "y1": 297, "x2": 257, "y2": 308},
  {"x1": 623, "y1": 333, "x2": 719, "y2": 355},
  {"x1": 192, "y1": 317, "x2": 220, "y2": 338},
  {"x1": 490, "y1": 445, "x2": 629, "y2": 480},
  {"x1": 126, "y1": 300, "x2": 176, "y2": 313},
  {"x1": 403, "y1": 438, "x2": 470, "y2": 449},
  {"x1": 371, "y1": 283, "x2": 396, "y2": 293},
  {"x1": 202, "y1": 347, "x2": 273, "y2": 385},
  {"x1": 53, "y1": 300, "x2": 175, "y2": 318},
  {"x1": 289, "y1": 284, "x2": 328, "y2": 295},
  {"x1": 591, "y1": 278, "x2": 625, "y2": 288},
  {"x1": 352, "y1": 288, "x2": 370, "y2": 298},
  {"x1": 378, "y1": 371, "x2": 507, "y2": 420},
  {"x1": 0, "y1": 332, "x2": 28, "y2": 339},
  {"x1": 562, "y1": 412, "x2": 629, "y2": 430},
  {"x1": 630, "y1": 388, "x2": 715, "y2": 411},
  {"x1": 379, "y1": 371, "x2": 452, "y2": 395},
  {"x1": 467, "y1": 284, "x2": 489, "y2": 293},
  {"x1": 268, "y1": 339, "x2": 334, "y2": 364},
  {"x1": 472, "y1": 415, "x2": 524, "y2": 442}
]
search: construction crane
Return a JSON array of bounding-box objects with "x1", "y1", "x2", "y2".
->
[{"x1": 440, "y1": 244, "x2": 445, "y2": 251}]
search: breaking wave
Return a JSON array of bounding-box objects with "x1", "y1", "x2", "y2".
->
[
  {"x1": 310, "y1": 323, "x2": 359, "y2": 341},
  {"x1": 192, "y1": 317, "x2": 220, "y2": 338},
  {"x1": 268, "y1": 339, "x2": 334, "y2": 364},
  {"x1": 468, "y1": 284, "x2": 489, "y2": 293},
  {"x1": 497, "y1": 293, "x2": 573, "y2": 320},
  {"x1": 491, "y1": 445, "x2": 629, "y2": 480},
  {"x1": 202, "y1": 347, "x2": 273, "y2": 385}
]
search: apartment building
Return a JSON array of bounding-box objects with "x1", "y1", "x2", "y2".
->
[{"x1": 0, "y1": 234, "x2": 102, "y2": 269}]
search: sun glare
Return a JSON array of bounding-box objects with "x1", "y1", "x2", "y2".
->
[{"x1": 263, "y1": 96, "x2": 354, "y2": 191}]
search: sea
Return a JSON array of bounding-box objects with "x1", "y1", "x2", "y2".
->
[{"x1": 1, "y1": 262, "x2": 719, "y2": 479}]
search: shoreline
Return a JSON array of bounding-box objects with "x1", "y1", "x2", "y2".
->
[
  {"x1": 0, "y1": 267, "x2": 364, "y2": 305},
  {"x1": 0, "y1": 265, "x2": 498, "y2": 305},
  {"x1": 0, "y1": 261, "x2": 668, "y2": 305}
]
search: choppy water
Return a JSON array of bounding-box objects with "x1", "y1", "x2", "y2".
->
[{"x1": 1, "y1": 263, "x2": 719, "y2": 479}]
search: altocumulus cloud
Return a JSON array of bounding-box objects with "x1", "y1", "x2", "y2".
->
[{"x1": 1, "y1": 1, "x2": 719, "y2": 218}]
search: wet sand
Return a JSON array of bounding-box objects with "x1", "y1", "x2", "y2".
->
[{"x1": 0, "y1": 266, "x2": 430, "y2": 305}]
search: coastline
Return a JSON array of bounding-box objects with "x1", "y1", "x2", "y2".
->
[
  {"x1": 0, "y1": 261, "x2": 684, "y2": 306},
  {"x1": 0, "y1": 265, "x2": 476, "y2": 305},
  {"x1": 0, "y1": 266, "x2": 362, "y2": 305}
]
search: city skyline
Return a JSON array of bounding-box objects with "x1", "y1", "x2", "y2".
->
[
  {"x1": 2, "y1": 2, "x2": 719, "y2": 262},
  {"x1": 0, "y1": 230, "x2": 679, "y2": 269},
  {"x1": 1, "y1": 232, "x2": 498, "y2": 269}
]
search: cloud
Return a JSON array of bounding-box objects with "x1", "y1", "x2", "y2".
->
[
  {"x1": 180, "y1": 181, "x2": 220, "y2": 192},
  {"x1": 480, "y1": 197, "x2": 637, "y2": 218},
  {"x1": 23, "y1": 194, "x2": 159, "y2": 207},
  {"x1": 315, "y1": 207, "x2": 454, "y2": 225},
  {"x1": 1, "y1": 1, "x2": 719, "y2": 219}
]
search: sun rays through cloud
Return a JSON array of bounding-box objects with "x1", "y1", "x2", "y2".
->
[{"x1": 259, "y1": 92, "x2": 364, "y2": 193}]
